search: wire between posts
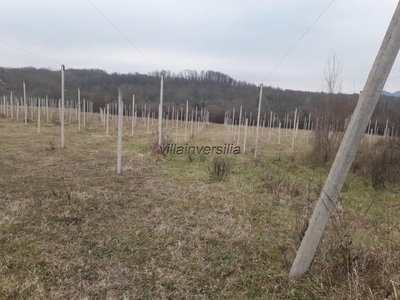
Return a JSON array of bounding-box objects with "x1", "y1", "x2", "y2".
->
[{"x1": 261, "y1": 0, "x2": 336, "y2": 85}]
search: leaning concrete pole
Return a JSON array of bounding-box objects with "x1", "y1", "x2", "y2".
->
[
  {"x1": 254, "y1": 84, "x2": 263, "y2": 158},
  {"x1": 290, "y1": 2, "x2": 400, "y2": 277},
  {"x1": 158, "y1": 72, "x2": 164, "y2": 147}
]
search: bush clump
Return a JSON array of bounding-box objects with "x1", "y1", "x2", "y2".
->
[
  {"x1": 308, "y1": 127, "x2": 342, "y2": 167},
  {"x1": 353, "y1": 138, "x2": 400, "y2": 189},
  {"x1": 206, "y1": 155, "x2": 231, "y2": 181}
]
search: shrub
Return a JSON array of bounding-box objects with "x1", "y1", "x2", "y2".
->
[
  {"x1": 206, "y1": 155, "x2": 231, "y2": 181},
  {"x1": 308, "y1": 126, "x2": 342, "y2": 167},
  {"x1": 150, "y1": 132, "x2": 172, "y2": 156},
  {"x1": 353, "y1": 137, "x2": 400, "y2": 189}
]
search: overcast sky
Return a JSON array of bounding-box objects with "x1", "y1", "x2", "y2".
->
[{"x1": 2, "y1": 0, "x2": 400, "y2": 93}]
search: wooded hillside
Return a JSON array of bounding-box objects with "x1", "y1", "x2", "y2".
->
[{"x1": 0, "y1": 67, "x2": 398, "y2": 125}]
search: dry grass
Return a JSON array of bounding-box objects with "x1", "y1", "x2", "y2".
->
[{"x1": 0, "y1": 112, "x2": 400, "y2": 299}]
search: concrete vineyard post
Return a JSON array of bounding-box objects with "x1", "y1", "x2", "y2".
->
[
  {"x1": 158, "y1": 73, "x2": 164, "y2": 147},
  {"x1": 175, "y1": 112, "x2": 179, "y2": 143},
  {"x1": 263, "y1": 113, "x2": 266, "y2": 136},
  {"x1": 147, "y1": 109, "x2": 150, "y2": 133},
  {"x1": 367, "y1": 119, "x2": 371, "y2": 138},
  {"x1": 78, "y1": 88, "x2": 81, "y2": 132},
  {"x1": 278, "y1": 121, "x2": 281, "y2": 144},
  {"x1": 369, "y1": 128, "x2": 373, "y2": 144},
  {"x1": 196, "y1": 106, "x2": 200, "y2": 133},
  {"x1": 106, "y1": 103, "x2": 109, "y2": 136},
  {"x1": 254, "y1": 84, "x2": 263, "y2": 158},
  {"x1": 290, "y1": 2, "x2": 400, "y2": 276},
  {"x1": 117, "y1": 89, "x2": 123, "y2": 175},
  {"x1": 185, "y1": 100, "x2": 188, "y2": 142},
  {"x1": 166, "y1": 107, "x2": 169, "y2": 130},
  {"x1": 30, "y1": 98, "x2": 33, "y2": 120},
  {"x1": 172, "y1": 107, "x2": 175, "y2": 129},
  {"x1": 385, "y1": 119, "x2": 389, "y2": 139},
  {"x1": 243, "y1": 118, "x2": 248, "y2": 154},
  {"x1": 272, "y1": 113, "x2": 275, "y2": 128},
  {"x1": 131, "y1": 94, "x2": 135, "y2": 136},
  {"x1": 83, "y1": 98, "x2": 86, "y2": 127},
  {"x1": 291, "y1": 109, "x2": 297, "y2": 150},
  {"x1": 191, "y1": 110, "x2": 193, "y2": 137},
  {"x1": 238, "y1": 105, "x2": 242, "y2": 147},
  {"x1": 284, "y1": 114, "x2": 288, "y2": 135},
  {"x1": 61, "y1": 65, "x2": 65, "y2": 149},
  {"x1": 6, "y1": 96, "x2": 8, "y2": 118},
  {"x1": 38, "y1": 96, "x2": 41, "y2": 134},
  {"x1": 268, "y1": 111, "x2": 272, "y2": 141},
  {"x1": 231, "y1": 108, "x2": 235, "y2": 139},
  {"x1": 143, "y1": 105, "x2": 146, "y2": 127},
  {"x1": 69, "y1": 100, "x2": 72, "y2": 124},
  {"x1": 16, "y1": 97, "x2": 19, "y2": 122},
  {"x1": 23, "y1": 81, "x2": 27, "y2": 125},
  {"x1": 46, "y1": 95, "x2": 49, "y2": 124},
  {"x1": 10, "y1": 91, "x2": 13, "y2": 119},
  {"x1": 198, "y1": 109, "x2": 201, "y2": 133}
]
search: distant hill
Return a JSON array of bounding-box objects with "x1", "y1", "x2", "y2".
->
[
  {"x1": 0, "y1": 67, "x2": 322, "y2": 123},
  {"x1": 393, "y1": 91, "x2": 400, "y2": 97},
  {"x1": 381, "y1": 90, "x2": 400, "y2": 97},
  {"x1": 382, "y1": 90, "x2": 394, "y2": 97},
  {"x1": 0, "y1": 67, "x2": 399, "y2": 126}
]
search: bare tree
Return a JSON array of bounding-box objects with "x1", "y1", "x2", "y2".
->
[
  {"x1": 311, "y1": 54, "x2": 347, "y2": 165},
  {"x1": 324, "y1": 53, "x2": 343, "y2": 94}
]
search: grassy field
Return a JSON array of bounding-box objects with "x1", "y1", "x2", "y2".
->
[{"x1": 0, "y1": 112, "x2": 400, "y2": 299}]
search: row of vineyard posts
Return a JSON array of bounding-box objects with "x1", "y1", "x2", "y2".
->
[{"x1": 1, "y1": 74, "x2": 398, "y2": 160}]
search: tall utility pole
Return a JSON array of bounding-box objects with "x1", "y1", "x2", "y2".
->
[{"x1": 290, "y1": 2, "x2": 400, "y2": 276}]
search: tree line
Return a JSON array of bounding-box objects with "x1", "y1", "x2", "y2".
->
[{"x1": 0, "y1": 66, "x2": 399, "y2": 126}]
